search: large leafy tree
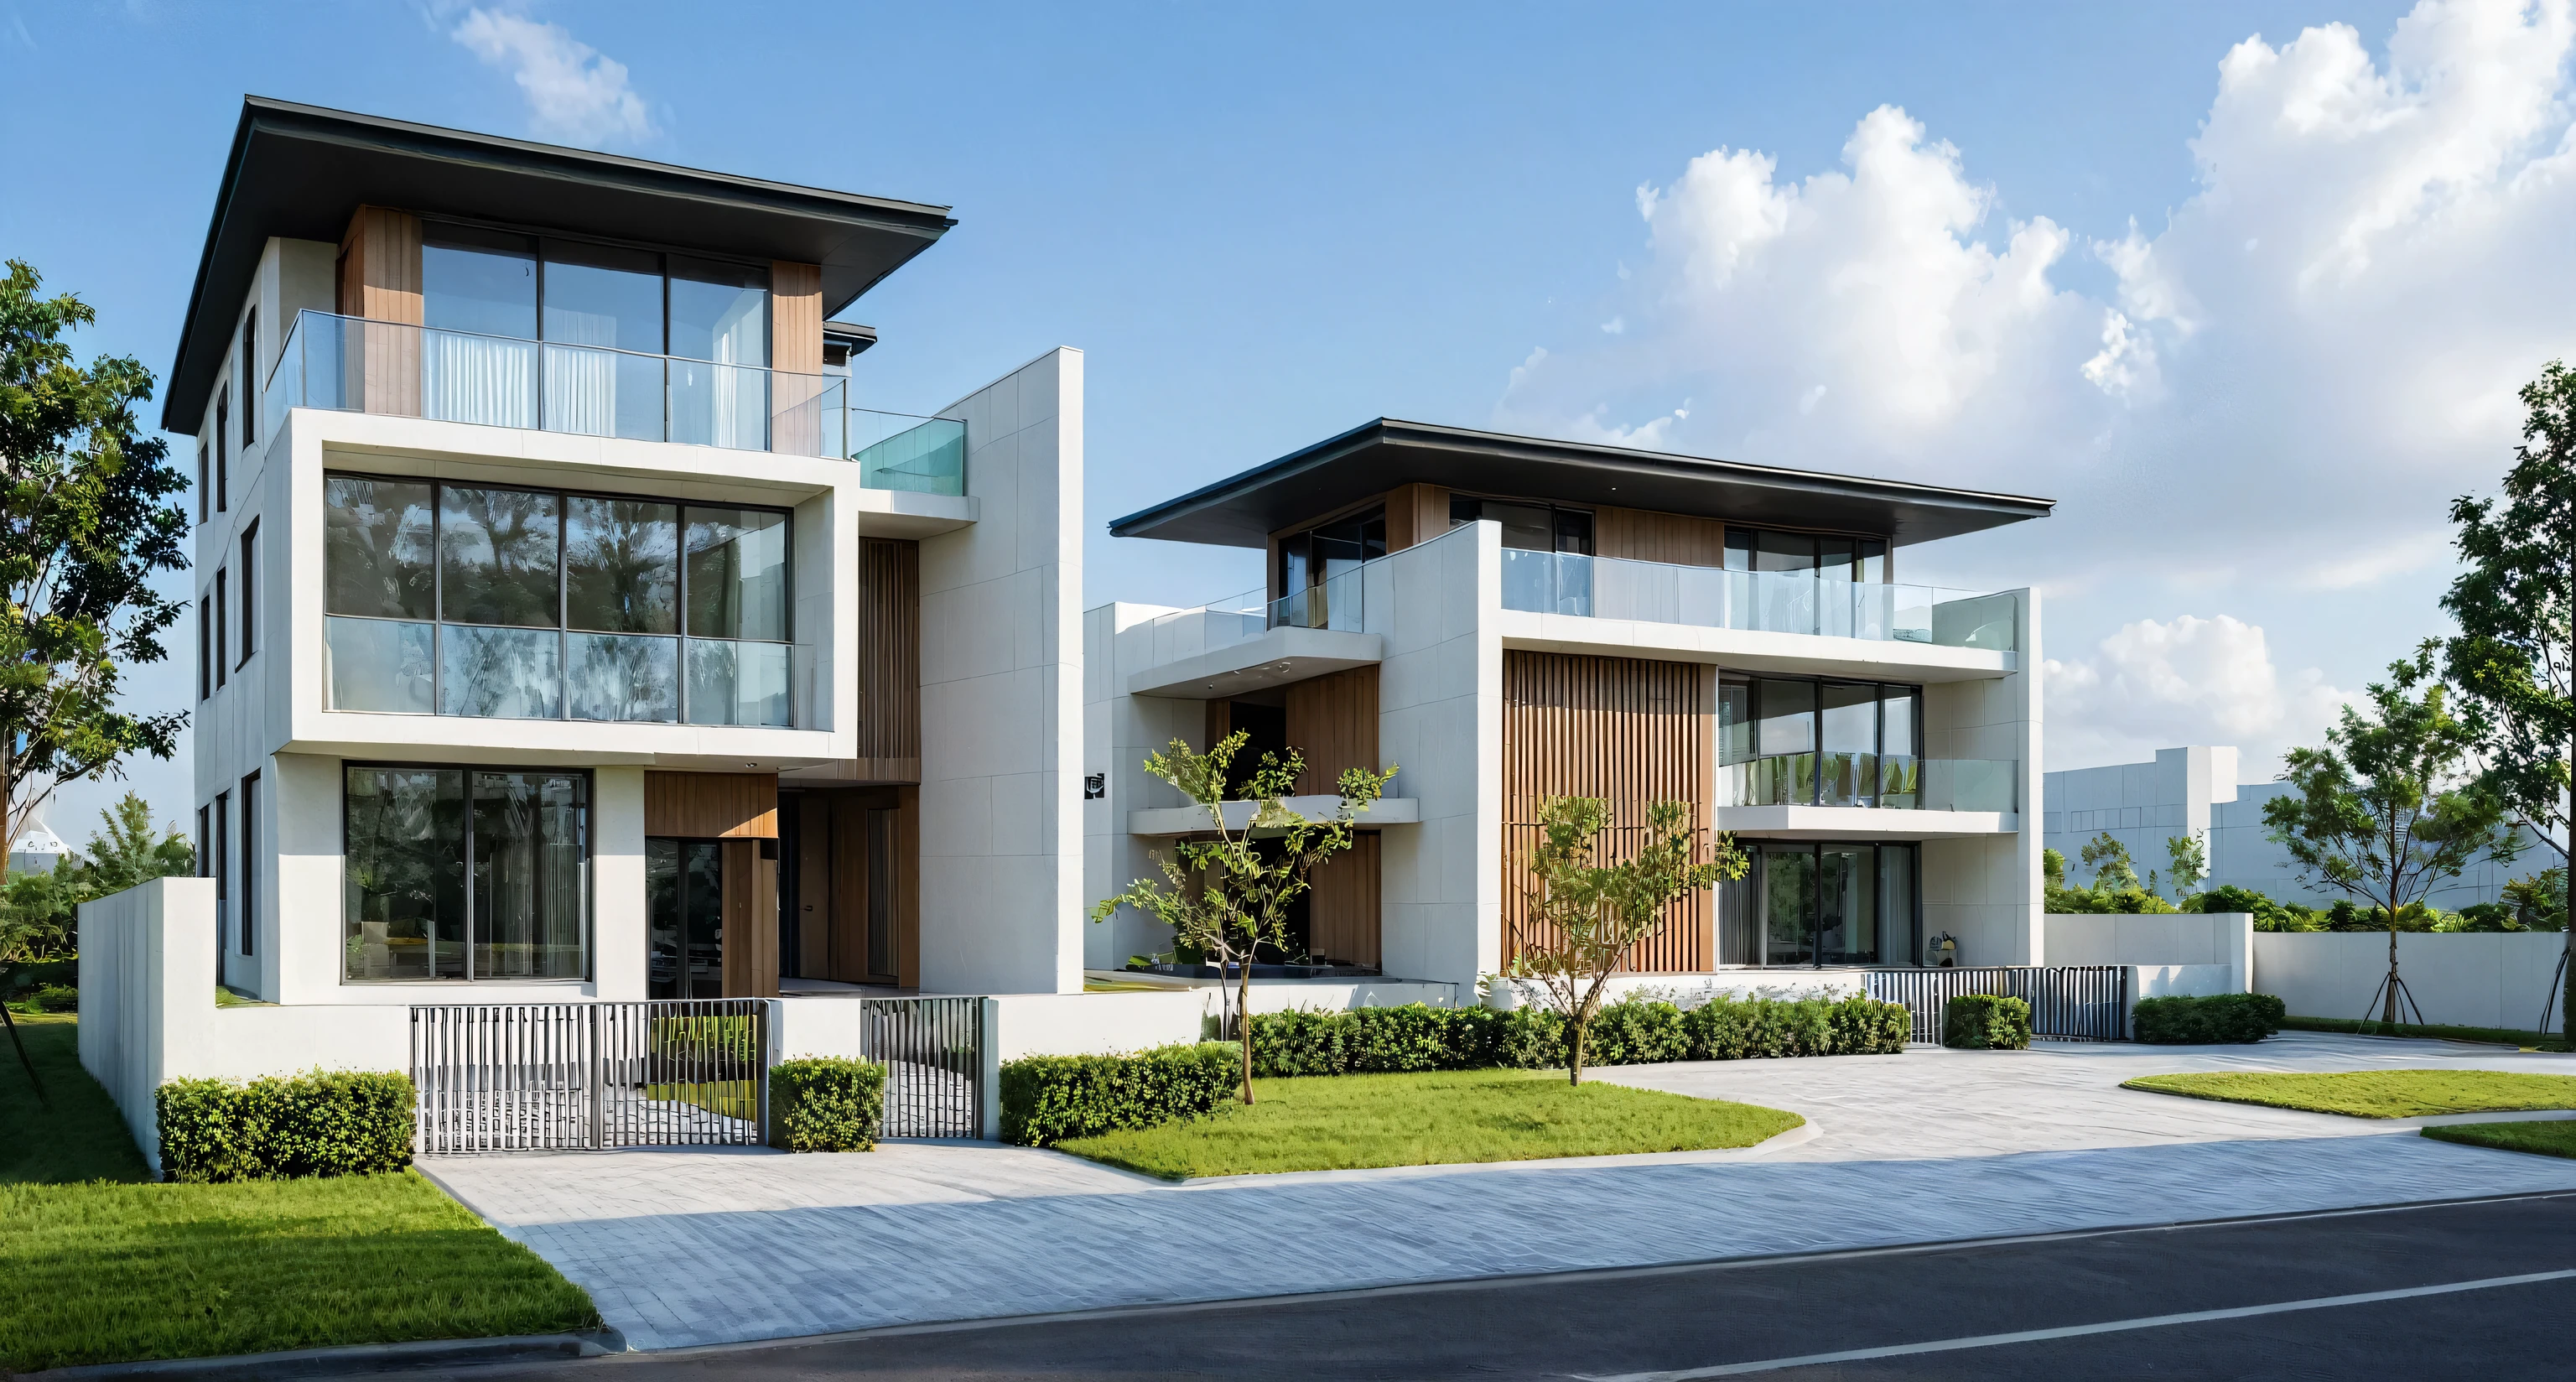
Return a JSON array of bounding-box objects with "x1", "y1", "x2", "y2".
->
[
  {"x1": 1509, "y1": 798, "x2": 1746, "y2": 1084},
  {"x1": 0, "y1": 260, "x2": 190, "y2": 887},
  {"x1": 2263, "y1": 651, "x2": 2516, "y2": 1026},
  {"x1": 1090, "y1": 732, "x2": 1394, "y2": 1104},
  {"x1": 2443, "y1": 359, "x2": 2576, "y2": 1034}
]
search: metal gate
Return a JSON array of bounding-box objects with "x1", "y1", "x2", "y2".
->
[
  {"x1": 860, "y1": 996, "x2": 983, "y2": 1138},
  {"x1": 412, "y1": 1000, "x2": 768, "y2": 1154},
  {"x1": 1867, "y1": 966, "x2": 2130, "y2": 1044}
]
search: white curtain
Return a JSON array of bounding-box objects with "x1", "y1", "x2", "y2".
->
[
  {"x1": 543, "y1": 340, "x2": 618, "y2": 437},
  {"x1": 424, "y1": 331, "x2": 536, "y2": 429}
]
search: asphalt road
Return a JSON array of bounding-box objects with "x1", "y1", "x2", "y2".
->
[{"x1": 412, "y1": 1192, "x2": 2576, "y2": 1381}]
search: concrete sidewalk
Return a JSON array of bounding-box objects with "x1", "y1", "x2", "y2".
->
[{"x1": 419, "y1": 1032, "x2": 2576, "y2": 1350}]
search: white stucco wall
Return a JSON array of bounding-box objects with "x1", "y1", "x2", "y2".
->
[
  {"x1": 2044, "y1": 912, "x2": 2254, "y2": 987},
  {"x1": 1080, "y1": 601, "x2": 1210, "y2": 969},
  {"x1": 918, "y1": 348, "x2": 1085, "y2": 995},
  {"x1": 1919, "y1": 588, "x2": 2041, "y2": 966},
  {"x1": 2251, "y1": 932, "x2": 2569, "y2": 1030},
  {"x1": 1368, "y1": 522, "x2": 1499, "y2": 990}
]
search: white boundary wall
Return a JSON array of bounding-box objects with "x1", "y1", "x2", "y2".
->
[
  {"x1": 79, "y1": 879, "x2": 408, "y2": 1172},
  {"x1": 2252, "y1": 932, "x2": 2568, "y2": 1030},
  {"x1": 2044, "y1": 912, "x2": 2253, "y2": 990}
]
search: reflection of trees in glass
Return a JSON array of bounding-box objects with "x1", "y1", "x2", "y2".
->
[
  {"x1": 685, "y1": 508, "x2": 787, "y2": 641},
  {"x1": 324, "y1": 477, "x2": 434, "y2": 618},
  {"x1": 565, "y1": 497, "x2": 678, "y2": 633},
  {"x1": 470, "y1": 771, "x2": 587, "y2": 979},
  {"x1": 568, "y1": 632, "x2": 678, "y2": 721},
  {"x1": 440, "y1": 486, "x2": 560, "y2": 626},
  {"x1": 439, "y1": 626, "x2": 559, "y2": 719},
  {"x1": 342, "y1": 767, "x2": 464, "y2": 980}
]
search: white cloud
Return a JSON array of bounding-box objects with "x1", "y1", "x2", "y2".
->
[
  {"x1": 2046, "y1": 615, "x2": 2355, "y2": 777},
  {"x1": 451, "y1": 8, "x2": 654, "y2": 147},
  {"x1": 1498, "y1": 0, "x2": 2576, "y2": 766}
]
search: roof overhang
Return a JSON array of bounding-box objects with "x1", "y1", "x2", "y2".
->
[
  {"x1": 1107, "y1": 418, "x2": 2054, "y2": 548},
  {"x1": 164, "y1": 97, "x2": 955, "y2": 431}
]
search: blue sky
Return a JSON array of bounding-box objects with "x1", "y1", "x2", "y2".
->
[{"x1": 10, "y1": 0, "x2": 2568, "y2": 841}]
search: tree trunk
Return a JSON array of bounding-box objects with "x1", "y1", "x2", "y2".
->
[
  {"x1": 2384, "y1": 914, "x2": 2402, "y2": 1027},
  {"x1": 1237, "y1": 954, "x2": 1255, "y2": 1105},
  {"x1": 1567, "y1": 1011, "x2": 1587, "y2": 1086}
]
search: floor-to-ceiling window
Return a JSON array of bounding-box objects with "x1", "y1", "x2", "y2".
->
[
  {"x1": 323, "y1": 473, "x2": 792, "y2": 725},
  {"x1": 1723, "y1": 527, "x2": 1888, "y2": 636},
  {"x1": 1720, "y1": 674, "x2": 1923, "y2": 808},
  {"x1": 1742, "y1": 840, "x2": 1918, "y2": 967},
  {"x1": 646, "y1": 838, "x2": 724, "y2": 999},
  {"x1": 343, "y1": 765, "x2": 589, "y2": 982}
]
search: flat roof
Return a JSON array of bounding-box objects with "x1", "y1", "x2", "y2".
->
[
  {"x1": 1107, "y1": 418, "x2": 2055, "y2": 548},
  {"x1": 164, "y1": 97, "x2": 956, "y2": 431}
]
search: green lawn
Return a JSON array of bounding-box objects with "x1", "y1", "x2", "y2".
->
[
  {"x1": 2422, "y1": 1120, "x2": 2576, "y2": 1159},
  {"x1": 2122, "y1": 1068, "x2": 2576, "y2": 1119},
  {"x1": 0, "y1": 1015, "x2": 600, "y2": 1374},
  {"x1": 1054, "y1": 1068, "x2": 1804, "y2": 1180},
  {"x1": 2283, "y1": 1016, "x2": 2570, "y2": 1051}
]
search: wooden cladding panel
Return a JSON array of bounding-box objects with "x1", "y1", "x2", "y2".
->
[
  {"x1": 797, "y1": 799, "x2": 834, "y2": 977},
  {"x1": 1502, "y1": 651, "x2": 1714, "y2": 973},
  {"x1": 1307, "y1": 830, "x2": 1381, "y2": 968},
  {"x1": 1384, "y1": 483, "x2": 1451, "y2": 552},
  {"x1": 719, "y1": 838, "x2": 780, "y2": 999},
  {"x1": 770, "y1": 261, "x2": 823, "y2": 374},
  {"x1": 811, "y1": 786, "x2": 918, "y2": 987},
  {"x1": 1285, "y1": 666, "x2": 1380, "y2": 797},
  {"x1": 859, "y1": 538, "x2": 922, "y2": 763},
  {"x1": 644, "y1": 772, "x2": 778, "y2": 839},
  {"x1": 337, "y1": 206, "x2": 423, "y2": 418},
  {"x1": 1597, "y1": 507, "x2": 1727, "y2": 568}
]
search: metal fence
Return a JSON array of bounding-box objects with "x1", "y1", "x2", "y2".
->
[
  {"x1": 412, "y1": 1000, "x2": 769, "y2": 1155},
  {"x1": 1866, "y1": 966, "x2": 2131, "y2": 1044},
  {"x1": 859, "y1": 996, "x2": 984, "y2": 1138}
]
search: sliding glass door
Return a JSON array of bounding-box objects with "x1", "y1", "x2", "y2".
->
[
  {"x1": 646, "y1": 839, "x2": 724, "y2": 1000},
  {"x1": 1744, "y1": 840, "x2": 1918, "y2": 967}
]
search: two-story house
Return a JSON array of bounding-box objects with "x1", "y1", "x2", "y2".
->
[
  {"x1": 1085, "y1": 419, "x2": 2049, "y2": 990},
  {"x1": 174, "y1": 98, "x2": 1084, "y2": 1012}
]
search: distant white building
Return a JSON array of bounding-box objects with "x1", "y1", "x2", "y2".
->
[
  {"x1": 10, "y1": 821, "x2": 70, "y2": 879},
  {"x1": 2042, "y1": 746, "x2": 2538, "y2": 912}
]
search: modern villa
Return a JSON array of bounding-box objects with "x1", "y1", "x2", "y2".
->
[
  {"x1": 172, "y1": 97, "x2": 1083, "y2": 1011},
  {"x1": 1085, "y1": 420, "x2": 2052, "y2": 990}
]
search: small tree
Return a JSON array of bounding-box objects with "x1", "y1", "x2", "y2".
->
[
  {"x1": 1089, "y1": 732, "x2": 1394, "y2": 1104},
  {"x1": 2164, "y1": 829, "x2": 2209, "y2": 901},
  {"x1": 2263, "y1": 651, "x2": 2516, "y2": 1026},
  {"x1": 1509, "y1": 797, "x2": 1746, "y2": 1084},
  {"x1": 2443, "y1": 360, "x2": 2576, "y2": 1034}
]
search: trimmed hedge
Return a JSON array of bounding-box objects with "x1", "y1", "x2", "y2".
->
[
  {"x1": 1942, "y1": 995, "x2": 2032, "y2": 1050},
  {"x1": 1248, "y1": 995, "x2": 1910, "y2": 1077},
  {"x1": 1001, "y1": 1042, "x2": 1238, "y2": 1147},
  {"x1": 2132, "y1": 992, "x2": 2287, "y2": 1045},
  {"x1": 771, "y1": 1057, "x2": 887, "y2": 1151},
  {"x1": 155, "y1": 1070, "x2": 415, "y2": 1182}
]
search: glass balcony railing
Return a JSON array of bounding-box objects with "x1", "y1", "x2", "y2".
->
[
  {"x1": 322, "y1": 616, "x2": 817, "y2": 730},
  {"x1": 1499, "y1": 548, "x2": 2018, "y2": 652},
  {"x1": 1720, "y1": 753, "x2": 2018, "y2": 812},
  {"x1": 1269, "y1": 566, "x2": 1364, "y2": 633},
  {"x1": 264, "y1": 309, "x2": 965, "y2": 496}
]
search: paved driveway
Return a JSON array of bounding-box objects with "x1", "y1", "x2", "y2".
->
[{"x1": 419, "y1": 1033, "x2": 2576, "y2": 1350}]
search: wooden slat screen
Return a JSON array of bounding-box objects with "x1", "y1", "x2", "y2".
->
[
  {"x1": 1384, "y1": 483, "x2": 1451, "y2": 552},
  {"x1": 770, "y1": 261, "x2": 825, "y2": 456},
  {"x1": 1285, "y1": 666, "x2": 1379, "y2": 797},
  {"x1": 1597, "y1": 507, "x2": 1727, "y2": 568},
  {"x1": 718, "y1": 838, "x2": 780, "y2": 999},
  {"x1": 858, "y1": 538, "x2": 922, "y2": 772},
  {"x1": 1306, "y1": 830, "x2": 1381, "y2": 967},
  {"x1": 1502, "y1": 651, "x2": 1713, "y2": 973},
  {"x1": 337, "y1": 205, "x2": 422, "y2": 418}
]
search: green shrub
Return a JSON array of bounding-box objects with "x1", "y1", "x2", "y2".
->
[
  {"x1": 7, "y1": 982, "x2": 76, "y2": 1012},
  {"x1": 2132, "y1": 992, "x2": 2287, "y2": 1045},
  {"x1": 154, "y1": 1070, "x2": 415, "y2": 1182},
  {"x1": 771, "y1": 1057, "x2": 886, "y2": 1151},
  {"x1": 1247, "y1": 995, "x2": 1911, "y2": 1075},
  {"x1": 1000, "y1": 1042, "x2": 1238, "y2": 1147},
  {"x1": 1942, "y1": 995, "x2": 2032, "y2": 1051}
]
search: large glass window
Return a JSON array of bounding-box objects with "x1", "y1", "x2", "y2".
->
[
  {"x1": 325, "y1": 474, "x2": 792, "y2": 726},
  {"x1": 1748, "y1": 840, "x2": 1914, "y2": 967},
  {"x1": 1723, "y1": 676, "x2": 1921, "y2": 808},
  {"x1": 668, "y1": 257, "x2": 769, "y2": 451},
  {"x1": 1725, "y1": 528, "x2": 1890, "y2": 636},
  {"x1": 423, "y1": 226, "x2": 538, "y2": 429},
  {"x1": 344, "y1": 765, "x2": 587, "y2": 983},
  {"x1": 646, "y1": 838, "x2": 724, "y2": 999}
]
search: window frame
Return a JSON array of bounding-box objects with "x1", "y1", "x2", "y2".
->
[
  {"x1": 238, "y1": 770, "x2": 259, "y2": 957},
  {"x1": 212, "y1": 567, "x2": 227, "y2": 689},
  {"x1": 1720, "y1": 673, "x2": 1923, "y2": 808},
  {"x1": 236, "y1": 520, "x2": 258, "y2": 668},
  {"x1": 213, "y1": 392, "x2": 229, "y2": 514},
  {"x1": 337, "y1": 759, "x2": 596, "y2": 985},
  {"x1": 241, "y1": 307, "x2": 257, "y2": 449}
]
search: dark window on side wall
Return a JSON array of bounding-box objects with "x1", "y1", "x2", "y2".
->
[
  {"x1": 239, "y1": 771, "x2": 259, "y2": 956},
  {"x1": 237, "y1": 521, "x2": 258, "y2": 665},
  {"x1": 213, "y1": 569, "x2": 226, "y2": 688},
  {"x1": 214, "y1": 394, "x2": 229, "y2": 513},
  {"x1": 197, "y1": 597, "x2": 211, "y2": 701},
  {"x1": 242, "y1": 309, "x2": 257, "y2": 448},
  {"x1": 196, "y1": 442, "x2": 209, "y2": 524}
]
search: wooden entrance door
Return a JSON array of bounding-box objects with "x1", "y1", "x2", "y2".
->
[{"x1": 791, "y1": 787, "x2": 919, "y2": 989}]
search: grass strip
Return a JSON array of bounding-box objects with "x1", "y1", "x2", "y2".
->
[
  {"x1": 1054, "y1": 1068, "x2": 1802, "y2": 1180},
  {"x1": 2283, "y1": 1016, "x2": 2570, "y2": 1050},
  {"x1": 2421, "y1": 1120, "x2": 2576, "y2": 1160},
  {"x1": 1, "y1": 1016, "x2": 600, "y2": 1373},
  {"x1": 2122, "y1": 1068, "x2": 2576, "y2": 1120}
]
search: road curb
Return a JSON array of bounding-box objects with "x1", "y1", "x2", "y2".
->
[{"x1": 16, "y1": 1330, "x2": 627, "y2": 1379}]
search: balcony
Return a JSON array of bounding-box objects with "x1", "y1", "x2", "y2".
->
[
  {"x1": 262, "y1": 309, "x2": 965, "y2": 496},
  {"x1": 1501, "y1": 549, "x2": 2016, "y2": 652},
  {"x1": 322, "y1": 617, "x2": 818, "y2": 730},
  {"x1": 1720, "y1": 753, "x2": 2017, "y2": 812}
]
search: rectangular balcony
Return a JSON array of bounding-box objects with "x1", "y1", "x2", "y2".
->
[
  {"x1": 322, "y1": 617, "x2": 818, "y2": 730},
  {"x1": 262, "y1": 309, "x2": 965, "y2": 496},
  {"x1": 1501, "y1": 548, "x2": 2017, "y2": 652},
  {"x1": 1720, "y1": 753, "x2": 2018, "y2": 813}
]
